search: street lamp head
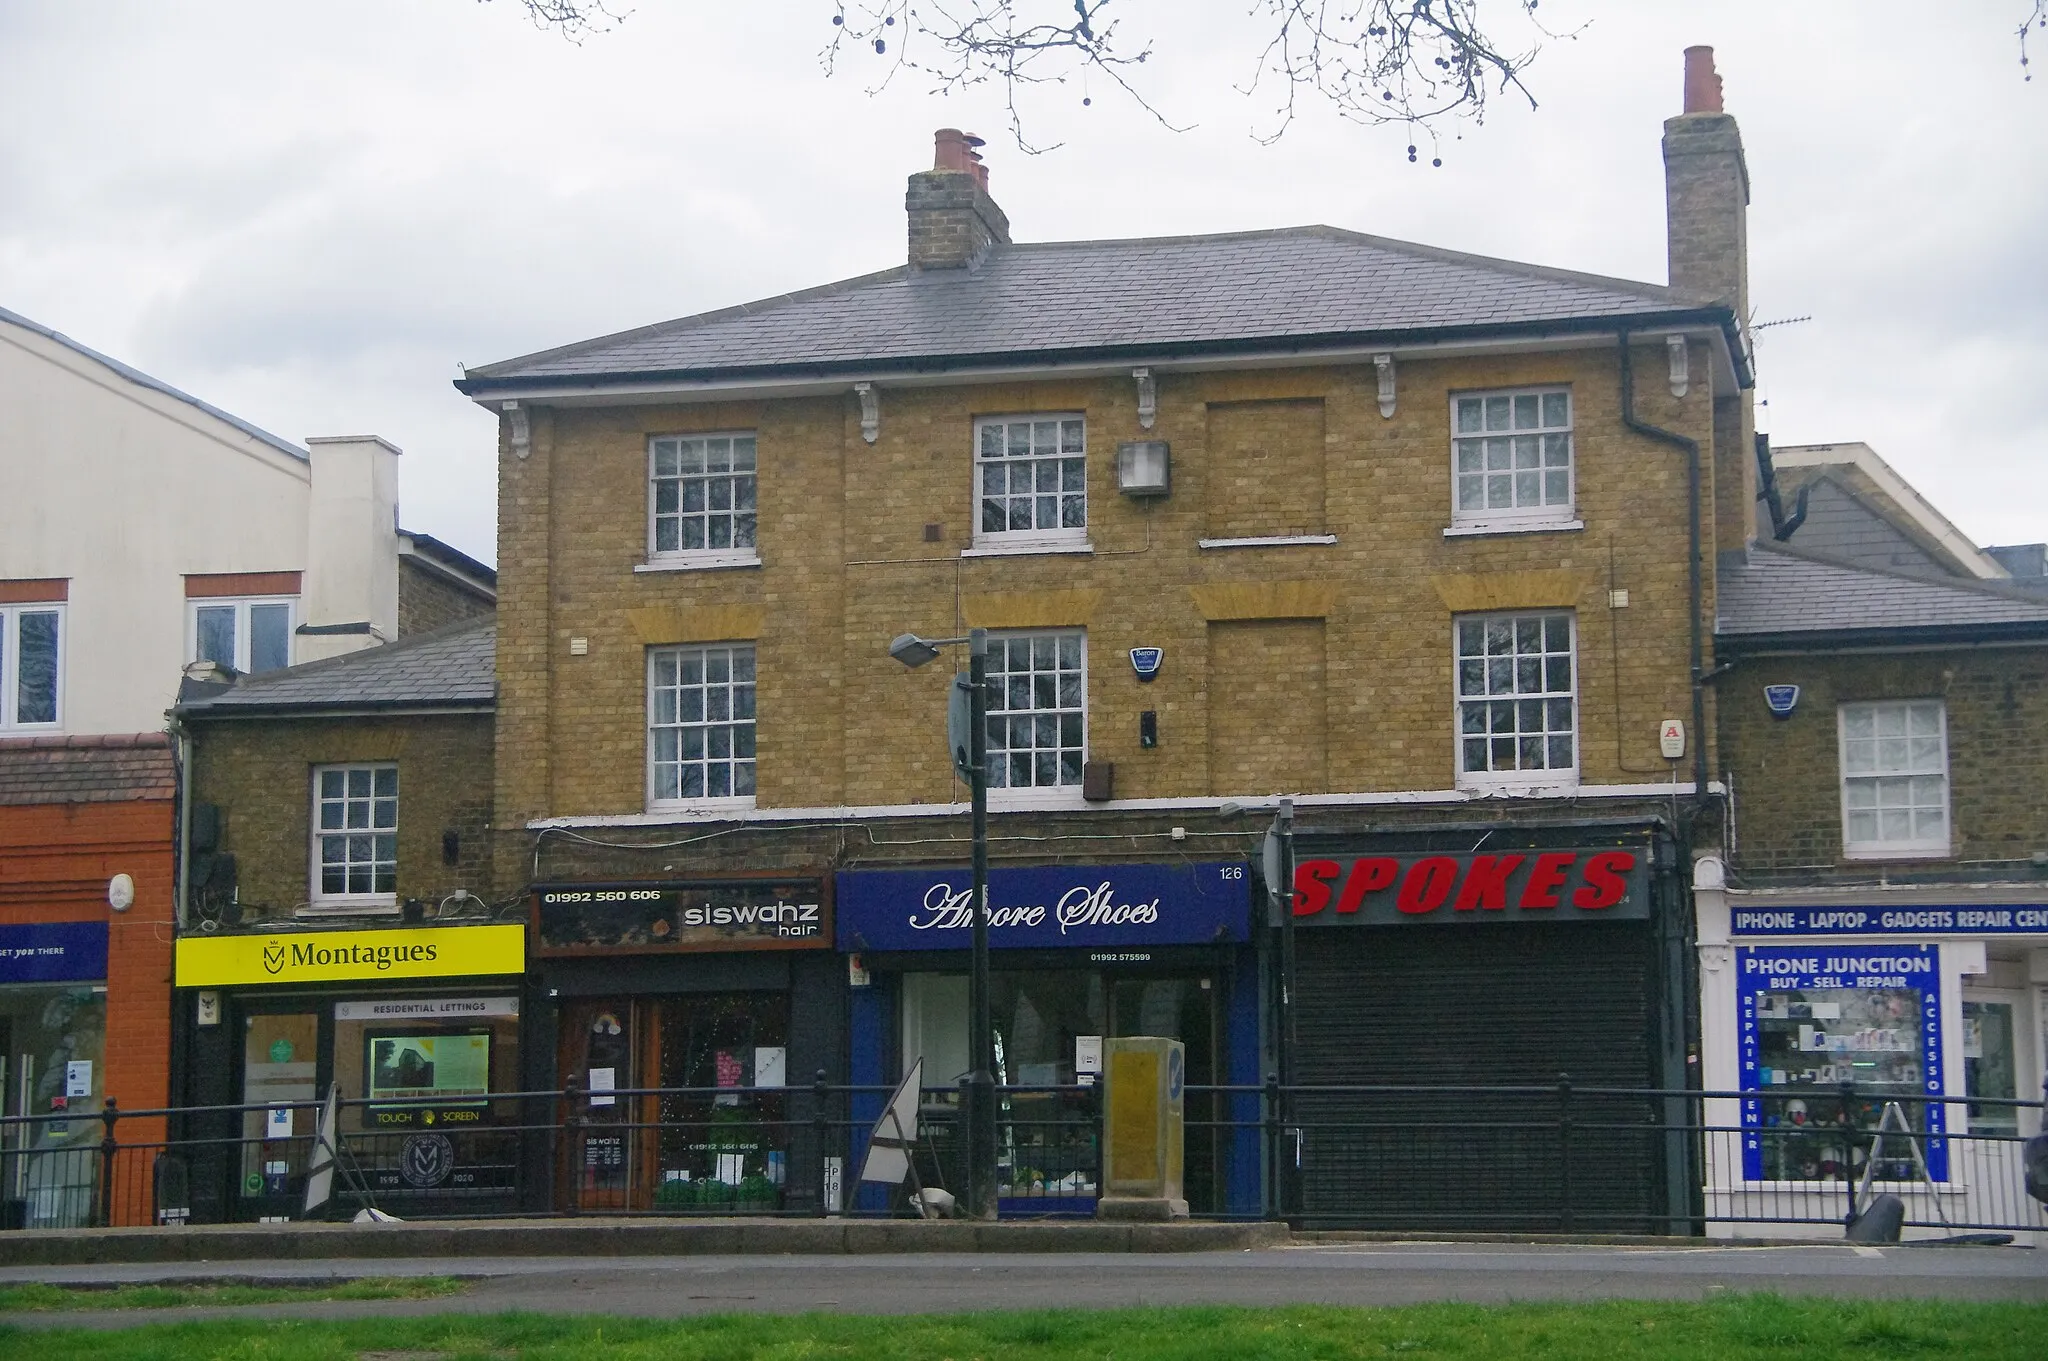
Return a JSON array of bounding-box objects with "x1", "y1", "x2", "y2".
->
[
  {"x1": 888, "y1": 633, "x2": 943, "y2": 668},
  {"x1": 1217, "y1": 800, "x2": 1249, "y2": 820}
]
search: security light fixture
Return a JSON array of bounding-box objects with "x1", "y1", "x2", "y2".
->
[{"x1": 1117, "y1": 440, "x2": 1171, "y2": 498}]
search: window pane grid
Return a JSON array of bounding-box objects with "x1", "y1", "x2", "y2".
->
[
  {"x1": 1841, "y1": 702, "x2": 1948, "y2": 851},
  {"x1": 1, "y1": 606, "x2": 61, "y2": 729},
  {"x1": 985, "y1": 631, "x2": 1085, "y2": 789},
  {"x1": 651, "y1": 434, "x2": 758, "y2": 557},
  {"x1": 1456, "y1": 612, "x2": 1576, "y2": 777},
  {"x1": 1453, "y1": 389, "x2": 1573, "y2": 517},
  {"x1": 315, "y1": 764, "x2": 397, "y2": 897},
  {"x1": 649, "y1": 644, "x2": 757, "y2": 804},
  {"x1": 976, "y1": 416, "x2": 1086, "y2": 538}
]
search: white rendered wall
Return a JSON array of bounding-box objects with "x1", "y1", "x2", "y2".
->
[
  {"x1": 302, "y1": 436, "x2": 401, "y2": 663},
  {"x1": 0, "y1": 316, "x2": 394, "y2": 735}
]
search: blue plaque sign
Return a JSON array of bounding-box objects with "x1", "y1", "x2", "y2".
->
[{"x1": 835, "y1": 861, "x2": 1249, "y2": 952}]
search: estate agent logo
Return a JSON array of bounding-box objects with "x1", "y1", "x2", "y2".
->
[{"x1": 174, "y1": 924, "x2": 525, "y2": 988}]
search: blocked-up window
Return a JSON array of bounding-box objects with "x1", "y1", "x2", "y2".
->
[{"x1": 1204, "y1": 399, "x2": 1326, "y2": 541}]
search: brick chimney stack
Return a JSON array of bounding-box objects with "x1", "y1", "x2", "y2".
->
[
  {"x1": 1663, "y1": 46, "x2": 1757, "y2": 551},
  {"x1": 907, "y1": 129, "x2": 1011, "y2": 270}
]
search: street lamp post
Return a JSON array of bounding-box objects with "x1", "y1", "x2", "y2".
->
[
  {"x1": 888, "y1": 627, "x2": 998, "y2": 1221},
  {"x1": 1221, "y1": 795, "x2": 1296, "y2": 1218}
]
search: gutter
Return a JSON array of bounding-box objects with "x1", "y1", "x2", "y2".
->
[
  {"x1": 1618, "y1": 330, "x2": 1710, "y2": 807},
  {"x1": 456, "y1": 308, "x2": 1751, "y2": 403}
]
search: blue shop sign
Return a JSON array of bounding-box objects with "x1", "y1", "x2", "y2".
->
[
  {"x1": 835, "y1": 862, "x2": 1250, "y2": 952},
  {"x1": 0, "y1": 922, "x2": 108, "y2": 984},
  {"x1": 1736, "y1": 944, "x2": 1945, "y2": 1182},
  {"x1": 1730, "y1": 905, "x2": 2048, "y2": 937}
]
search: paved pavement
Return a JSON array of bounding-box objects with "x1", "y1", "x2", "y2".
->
[{"x1": 1, "y1": 1242, "x2": 2043, "y2": 1329}]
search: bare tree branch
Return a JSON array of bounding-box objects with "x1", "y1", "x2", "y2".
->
[
  {"x1": 2022, "y1": 0, "x2": 2048, "y2": 80},
  {"x1": 492, "y1": 0, "x2": 629, "y2": 43}
]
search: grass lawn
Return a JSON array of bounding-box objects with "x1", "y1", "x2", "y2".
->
[
  {"x1": 0, "y1": 1296, "x2": 2041, "y2": 1359},
  {"x1": 0, "y1": 1277, "x2": 464, "y2": 1312}
]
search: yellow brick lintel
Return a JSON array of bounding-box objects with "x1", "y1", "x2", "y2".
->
[
  {"x1": 1431, "y1": 569, "x2": 1589, "y2": 615},
  {"x1": 959, "y1": 589, "x2": 1104, "y2": 630},
  {"x1": 1189, "y1": 580, "x2": 1338, "y2": 621},
  {"x1": 625, "y1": 603, "x2": 765, "y2": 645}
]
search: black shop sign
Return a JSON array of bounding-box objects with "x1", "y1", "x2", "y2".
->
[
  {"x1": 533, "y1": 877, "x2": 830, "y2": 955},
  {"x1": 1291, "y1": 847, "x2": 1650, "y2": 926}
]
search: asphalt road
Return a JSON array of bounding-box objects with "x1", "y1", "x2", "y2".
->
[{"x1": 1, "y1": 1242, "x2": 2043, "y2": 1329}]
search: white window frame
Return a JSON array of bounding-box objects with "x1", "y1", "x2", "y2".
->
[
  {"x1": 644, "y1": 431, "x2": 760, "y2": 571},
  {"x1": 1453, "y1": 611, "x2": 1580, "y2": 791},
  {"x1": 647, "y1": 643, "x2": 758, "y2": 814},
  {"x1": 1448, "y1": 387, "x2": 1578, "y2": 533},
  {"x1": 1838, "y1": 700, "x2": 1951, "y2": 860},
  {"x1": 971, "y1": 413, "x2": 1091, "y2": 553},
  {"x1": 0, "y1": 603, "x2": 64, "y2": 732},
  {"x1": 984, "y1": 629, "x2": 1088, "y2": 809},
  {"x1": 188, "y1": 595, "x2": 297, "y2": 675},
  {"x1": 308, "y1": 762, "x2": 399, "y2": 910}
]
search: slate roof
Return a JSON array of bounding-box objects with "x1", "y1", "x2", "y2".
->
[
  {"x1": 459, "y1": 226, "x2": 1726, "y2": 390},
  {"x1": 178, "y1": 617, "x2": 495, "y2": 716},
  {"x1": 1, "y1": 304, "x2": 307, "y2": 462},
  {"x1": 1717, "y1": 543, "x2": 2048, "y2": 645},
  {"x1": 0, "y1": 733, "x2": 178, "y2": 806}
]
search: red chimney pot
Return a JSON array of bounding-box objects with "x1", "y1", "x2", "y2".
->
[
  {"x1": 1682, "y1": 46, "x2": 1724, "y2": 114},
  {"x1": 932, "y1": 128, "x2": 990, "y2": 191}
]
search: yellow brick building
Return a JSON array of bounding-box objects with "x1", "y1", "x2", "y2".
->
[{"x1": 458, "y1": 61, "x2": 1761, "y2": 1227}]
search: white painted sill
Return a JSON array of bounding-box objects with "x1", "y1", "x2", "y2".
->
[
  {"x1": 635, "y1": 552, "x2": 762, "y2": 573},
  {"x1": 1843, "y1": 843, "x2": 1954, "y2": 863},
  {"x1": 646, "y1": 796, "x2": 759, "y2": 817},
  {"x1": 988, "y1": 787, "x2": 1090, "y2": 813},
  {"x1": 961, "y1": 540, "x2": 1094, "y2": 559},
  {"x1": 1443, "y1": 519, "x2": 1585, "y2": 539},
  {"x1": 297, "y1": 898, "x2": 401, "y2": 918},
  {"x1": 1455, "y1": 776, "x2": 1584, "y2": 798},
  {"x1": 1198, "y1": 534, "x2": 1338, "y2": 549}
]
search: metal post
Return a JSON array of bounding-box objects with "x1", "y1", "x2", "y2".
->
[
  {"x1": 1557, "y1": 1074, "x2": 1574, "y2": 1233},
  {"x1": 813, "y1": 1068, "x2": 831, "y2": 1218},
  {"x1": 97, "y1": 1097, "x2": 119, "y2": 1228},
  {"x1": 562, "y1": 1077, "x2": 583, "y2": 1217},
  {"x1": 963, "y1": 627, "x2": 998, "y2": 1222},
  {"x1": 1263, "y1": 1071, "x2": 1282, "y2": 1221},
  {"x1": 1275, "y1": 799, "x2": 1297, "y2": 1086}
]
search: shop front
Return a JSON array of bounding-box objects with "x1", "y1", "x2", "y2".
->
[
  {"x1": 0, "y1": 922, "x2": 109, "y2": 1229},
  {"x1": 172, "y1": 922, "x2": 527, "y2": 1222},
  {"x1": 1288, "y1": 822, "x2": 1688, "y2": 1230},
  {"x1": 528, "y1": 875, "x2": 839, "y2": 1215},
  {"x1": 835, "y1": 860, "x2": 1257, "y2": 1217},
  {"x1": 1695, "y1": 863, "x2": 2048, "y2": 1239}
]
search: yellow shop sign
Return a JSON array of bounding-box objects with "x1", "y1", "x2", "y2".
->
[{"x1": 175, "y1": 924, "x2": 525, "y2": 988}]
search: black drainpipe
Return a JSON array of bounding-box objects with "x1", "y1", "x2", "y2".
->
[{"x1": 1617, "y1": 331, "x2": 1710, "y2": 806}]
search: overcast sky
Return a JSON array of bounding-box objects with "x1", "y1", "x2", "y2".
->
[{"x1": 3, "y1": 1, "x2": 2042, "y2": 565}]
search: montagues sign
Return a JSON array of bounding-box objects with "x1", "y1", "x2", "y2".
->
[
  {"x1": 834, "y1": 862, "x2": 1249, "y2": 952},
  {"x1": 175, "y1": 924, "x2": 525, "y2": 987}
]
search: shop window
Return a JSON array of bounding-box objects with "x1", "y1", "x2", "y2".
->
[
  {"x1": 973, "y1": 414, "x2": 1088, "y2": 552},
  {"x1": 0, "y1": 603, "x2": 62, "y2": 730},
  {"x1": 311, "y1": 764, "x2": 398, "y2": 905},
  {"x1": 985, "y1": 630, "x2": 1086, "y2": 803},
  {"x1": 1450, "y1": 388, "x2": 1575, "y2": 531},
  {"x1": 1455, "y1": 612, "x2": 1577, "y2": 788},
  {"x1": 1839, "y1": 700, "x2": 1950, "y2": 859},
  {"x1": 239, "y1": 1011, "x2": 317, "y2": 1212},
  {"x1": 647, "y1": 643, "x2": 756, "y2": 810},
  {"x1": 190, "y1": 596, "x2": 294, "y2": 675},
  {"x1": 0, "y1": 984, "x2": 105, "y2": 1227},
  {"x1": 648, "y1": 432, "x2": 758, "y2": 569},
  {"x1": 1738, "y1": 945, "x2": 1945, "y2": 1183}
]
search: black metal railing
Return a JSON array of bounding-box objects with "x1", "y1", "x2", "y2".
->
[{"x1": 2, "y1": 1079, "x2": 2038, "y2": 1235}]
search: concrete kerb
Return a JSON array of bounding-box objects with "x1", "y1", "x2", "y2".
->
[{"x1": 0, "y1": 1218, "x2": 1289, "y2": 1267}]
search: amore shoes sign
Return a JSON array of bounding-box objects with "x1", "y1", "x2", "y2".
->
[{"x1": 835, "y1": 862, "x2": 1250, "y2": 952}]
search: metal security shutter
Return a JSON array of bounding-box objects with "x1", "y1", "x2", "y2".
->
[{"x1": 1291, "y1": 924, "x2": 1657, "y2": 1230}]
